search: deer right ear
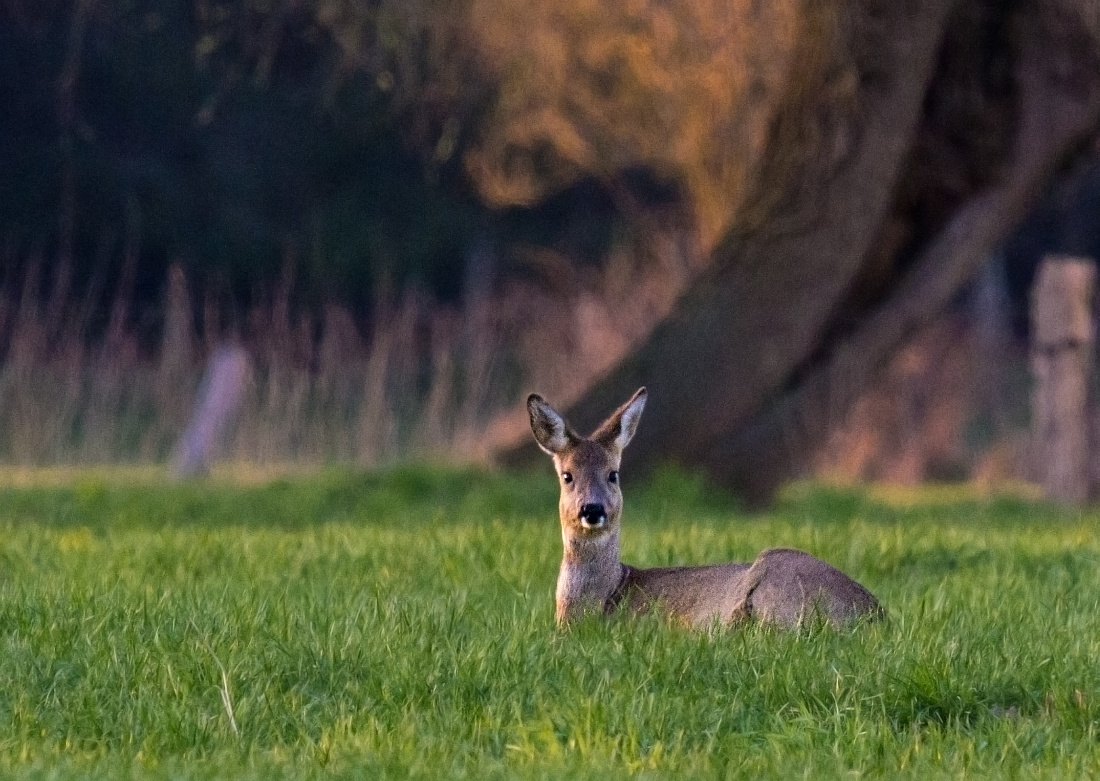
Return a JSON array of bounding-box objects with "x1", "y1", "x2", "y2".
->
[
  {"x1": 592, "y1": 386, "x2": 647, "y2": 454},
  {"x1": 527, "y1": 394, "x2": 575, "y2": 455}
]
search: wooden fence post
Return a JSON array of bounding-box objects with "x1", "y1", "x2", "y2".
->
[
  {"x1": 172, "y1": 344, "x2": 250, "y2": 479},
  {"x1": 1030, "y1": 256, "x2": 1096, "y2": 505}
]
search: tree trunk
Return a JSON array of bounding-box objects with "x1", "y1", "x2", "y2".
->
[{"x1": 498, "y1": 0, "x2": 1100, "y2": 503}]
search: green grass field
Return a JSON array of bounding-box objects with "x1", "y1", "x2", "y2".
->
[{"x1": 0, "y1": 466, "x2": 1098, "y2": 779}]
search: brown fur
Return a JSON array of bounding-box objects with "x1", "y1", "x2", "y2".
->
[{"x1": 528, "y1": 387, "x2": 883, "y2": 628}]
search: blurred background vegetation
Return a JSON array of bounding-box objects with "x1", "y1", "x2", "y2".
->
[
  {"x1": 2, "y1": 0, "x2": 490, "y2": 311},
  {"x1": 1, "y1": 0, "x2": 1099, "y2": 497},
  {"x1": 0, "y1": 0, "x2": 714, "y2": 465},
  {"x1": 3, "y1": 0, "x2": 768, "y2": 313}
]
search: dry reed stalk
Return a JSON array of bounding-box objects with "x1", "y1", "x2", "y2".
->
[
  {"x1": 450, "y1": 297, "x2": 504, "y2": 460},
  {"x1": 411, "y1": 309, "x2": 458, "y2": 457},
  {"x1": 314, "y1": 303, "x2": 363, "y2": 460},
  {"x1": 153, "y1": 266, "x2": 199, "y2": 453},
  {"x1": 353, "y1": 292, "x2": 420, "y2": 465}
]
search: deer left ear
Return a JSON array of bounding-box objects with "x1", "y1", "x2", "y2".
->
[
  {"x1": 528, "y1": 393, "x2": 576, "y2": 455},
  {"x1": 594, "y1": 387, "x2": 647, "y2": 453}
]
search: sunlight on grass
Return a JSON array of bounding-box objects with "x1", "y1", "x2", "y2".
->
[
  {"x1": 0, "y1": 463, "x2": 338, "y2": 488},
  {"x1": 0, "y1": 465, "x2": 169, "y2": 487},
  {"x1": 781, "y1": 478, "x2": 1044, "y2": 509}
]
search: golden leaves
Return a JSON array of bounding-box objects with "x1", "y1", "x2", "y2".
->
[{"x1": 462, "y1": 0, "x2": 812, "y2": 248}]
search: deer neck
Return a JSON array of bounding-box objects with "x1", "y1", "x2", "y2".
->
[{"x1": 556, "y1": 527, "x2": 624, "y2": 622}]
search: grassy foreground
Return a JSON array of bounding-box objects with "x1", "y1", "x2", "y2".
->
[{"x1": 0, "y1": 467, "x2": 1098, "y2": 779}]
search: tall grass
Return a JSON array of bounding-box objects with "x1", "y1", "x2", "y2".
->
[
  {"x1": 0, "y1": 245, "x2": 1034, "y2": 481},
  {"x1": 0, "y1": 233, "x2": 697, "y2": 467},
  {"x1": 0, "y1": 470, "x2": 1098, "y2": 778}
]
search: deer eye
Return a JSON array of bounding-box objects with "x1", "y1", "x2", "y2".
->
[
  {"x1": 608, "y1": 471, "x2": 619, "y2": 484},
  {"x1": 561, "y1": 472, "x2": 573, "y2": 484}
]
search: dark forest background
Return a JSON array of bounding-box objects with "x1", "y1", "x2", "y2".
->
[{"x1": 3, "y1": 1, "x2": 494, "y2": 317}]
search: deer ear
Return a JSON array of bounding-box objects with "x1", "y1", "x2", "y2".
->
[
  {"x1": 593, "y1": 387, "x2": 647, "y2": 453},
  {"x1": 527, "y1": 394, "x2": 575, "y2": 455}
]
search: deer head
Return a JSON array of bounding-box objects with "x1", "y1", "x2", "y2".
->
[{"x1": 527, "y1": 388, "x2": 647, "y2": 553}]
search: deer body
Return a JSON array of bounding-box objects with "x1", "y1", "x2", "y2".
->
[{"x1": 529, "y1": 388, "x2": 882, "y2": 628}]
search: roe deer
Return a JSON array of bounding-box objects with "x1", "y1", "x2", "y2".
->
[{"x1": 528, "y1": 387, "x2": 883, "y2": 628}]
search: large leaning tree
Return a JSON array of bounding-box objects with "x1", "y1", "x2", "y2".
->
[{"x1": 477, "y1": 0, "x2": 1100, "y2": 501}]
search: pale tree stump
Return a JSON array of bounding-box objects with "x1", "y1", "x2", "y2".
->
[{"x1": 1030, "y1": 257, "x2": 1096, "y2": 505}]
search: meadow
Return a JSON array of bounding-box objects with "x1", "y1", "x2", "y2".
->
[{"x1": 0, "y1": 466, "x2": 1098, "y2": 779}]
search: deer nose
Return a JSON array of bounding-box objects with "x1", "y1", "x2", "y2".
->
[{"x1": 579, "y1": 503, "x2": 607, "y2": 527}]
